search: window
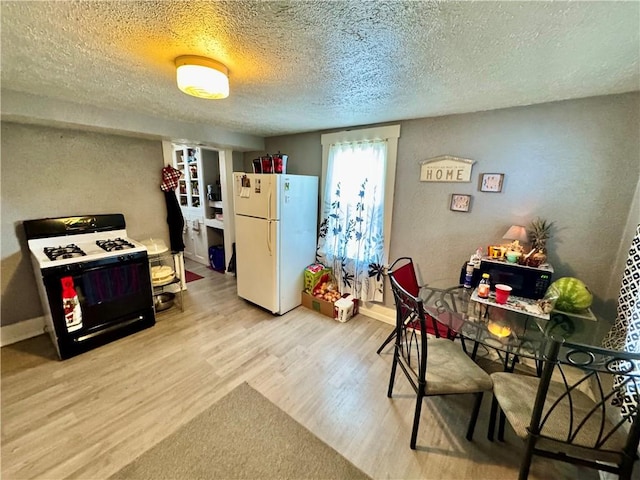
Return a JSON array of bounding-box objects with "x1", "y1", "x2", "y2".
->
[{"x1": 317, "y1": 125, "x2": 400, "y2": 301}]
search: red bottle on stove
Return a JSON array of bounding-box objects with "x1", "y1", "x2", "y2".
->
[{"x1": 61, "y1": 276, "x2": 83, "y2": 332}]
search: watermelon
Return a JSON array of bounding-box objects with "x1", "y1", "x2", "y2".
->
[{"x1": 545, "y1": 277, "x2": 593, "y2": 313}]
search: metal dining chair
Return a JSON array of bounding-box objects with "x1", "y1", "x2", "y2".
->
[
  {"x1": 376, "y1": 257, "x2": 455, "y2": 354},
  {"x1": 491, "y1": 337, "x2": 640, "y2": 480},
  {"x1": 386, "y1": 270, "x2": 493, "y2": 449},
  {"x1": 435, "y1": 285, "x2": 544, "y2": 441}
]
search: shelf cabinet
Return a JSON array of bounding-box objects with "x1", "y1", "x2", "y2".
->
[
  {"x1": 205, "y1": 200, "x2": 224, "y2": 230},
  {"x1": 174, "y1": 147, "x2": 202, "y2": 209},
  {"x1": 167, "y1": 142, "x2": 229, "y2": 269}
]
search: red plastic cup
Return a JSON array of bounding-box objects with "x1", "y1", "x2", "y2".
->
[{"x1": 495, "y1": 284, "x2": 512, "y2": 304}]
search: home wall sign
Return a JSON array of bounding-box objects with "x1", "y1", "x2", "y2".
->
[{"x1": 420, "y1": 155, "x2": 475, "y2": 182}]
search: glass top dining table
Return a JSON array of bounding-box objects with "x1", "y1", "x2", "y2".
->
[{"x1": 421, "y1": 282, "x2": 614, "y2": 362}]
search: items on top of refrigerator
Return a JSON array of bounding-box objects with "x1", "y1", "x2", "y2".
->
[{"x1": 252, "y1": 152, "x2": 288, "y2": 174}]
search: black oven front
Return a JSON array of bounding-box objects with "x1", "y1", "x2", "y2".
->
[{"x1": 41, "y1": 251, "x2": 155, "y2": 359}]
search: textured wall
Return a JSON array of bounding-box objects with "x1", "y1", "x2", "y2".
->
[
  {"x1": 260, "y1": 93, "x2": 640, "y2": 320},
  {"x1": 3, "y1": 93, "x2": 638, "y2": 328},
  {"x1": 1, "y1": 123, "x2": 169, "y2": 326},
  {"x1": 394, "y1": 93, "x2": 638, "y2": 319}
]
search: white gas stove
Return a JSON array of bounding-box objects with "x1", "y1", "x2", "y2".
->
[
  {"x1": 23, "y1": 214, "x2": 155, "y2": 360},
  {"x1": 28, "y1": 230, "x2": 148, "y2": 270}
]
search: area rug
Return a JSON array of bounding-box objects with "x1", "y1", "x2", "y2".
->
[
  {"x1": 184, "y1": 270, "x2": 204, "y2": 283},
  {"x1": 110, "y1": 382, "x2": 371, "y2": 480}
]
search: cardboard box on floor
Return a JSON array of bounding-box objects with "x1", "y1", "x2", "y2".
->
[{"x1": 301, "y1": 291, "x2": 359, "y2": 321}]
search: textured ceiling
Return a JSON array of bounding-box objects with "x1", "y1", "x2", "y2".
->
[{"x1": 1, "y1": 1, "x2": 639, "y2": 138}]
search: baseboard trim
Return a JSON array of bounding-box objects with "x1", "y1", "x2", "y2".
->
[
  {"x1": 359, "y1": 302, "x2": 395, "y2": 326},
  {"x1": 1, "y1": 316, "x2": 46, "y2": 347}
]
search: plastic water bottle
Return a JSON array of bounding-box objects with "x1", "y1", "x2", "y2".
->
[{"x1": 470, "y1": 248, "x2": 483, "y2": 269}]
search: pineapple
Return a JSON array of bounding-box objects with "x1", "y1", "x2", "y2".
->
[{"x1": 528, "y1": 217, "x2": 553, "y2": 254}]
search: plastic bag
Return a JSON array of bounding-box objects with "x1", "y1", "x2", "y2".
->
[{"x1": 537, "y1": 290, "x2": 559, "y2": 314}]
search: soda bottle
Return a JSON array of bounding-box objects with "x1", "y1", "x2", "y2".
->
[
  {"x1": 478, "y1": 273, "x2": 491, "y2": 299},
  {"x1": 463, "y1": 262, "x2": 474, "y2": 289}
]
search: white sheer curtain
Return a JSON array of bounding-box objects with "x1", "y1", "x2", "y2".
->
[{"x1": 316, "y1": 139, "x2": 388, "y2": 302}]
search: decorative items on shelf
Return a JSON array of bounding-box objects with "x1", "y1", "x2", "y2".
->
[
  {"x1": 252, "y1": 152, "x2": 288, "y2": 174},
  {"x1": 491, "y1": 218, "x2": 554, "y2": 268},
  {"x1": 527, "y1": 217, "x2": 554, "y2": 267},
  {"x1": 488, "y1": 245, "x2": 506, "y2": 259},
  {"x1": 502, "y1": 225, "x2": 528, "y2": 263}
]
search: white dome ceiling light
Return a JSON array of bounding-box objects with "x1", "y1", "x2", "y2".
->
[{"x1": 175, "y1": 55, "x2": 229, "y2": 100}]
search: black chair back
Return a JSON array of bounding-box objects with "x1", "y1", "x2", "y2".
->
[
  {"x1": 377, "y1": 257, "x2": 454, "y2": 355},
  {"x1": 524, "y1": 337, "x2": 640, "y2": 479},
  {"x1": 386, "y1": 266, "x2": 492, "y2": 449},
  {"x1": 387, "y1": 271, "x2": 430, "y2": 391}
]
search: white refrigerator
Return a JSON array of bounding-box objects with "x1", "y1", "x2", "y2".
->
[{"x1": 233, "y1": 173, "x2": 318, "y2": 314}]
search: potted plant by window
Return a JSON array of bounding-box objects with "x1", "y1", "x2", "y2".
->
[{"x1": 527, "y1": 218, "x2": 553, "y2": 267}]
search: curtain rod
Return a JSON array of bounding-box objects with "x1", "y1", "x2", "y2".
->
[{"x1": 330, "y1": 138, "x2": 388, "y2": 147}]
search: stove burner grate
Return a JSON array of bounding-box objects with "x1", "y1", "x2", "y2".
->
[
  {"x1": 44, "y1": 245, "x2": 87, "y2": 261},
  {"x1": 96, "y1": 238, "x2": 135, "y2": 252}
]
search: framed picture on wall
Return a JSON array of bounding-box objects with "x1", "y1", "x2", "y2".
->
[
  {"x1": 450, "y1": 194, "x2": 471, "y2": 212},
  {"x1": 479, "y1": 173, "x2": 504, "y2": 192}
]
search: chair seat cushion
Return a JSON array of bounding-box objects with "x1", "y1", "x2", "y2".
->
[
  {"x1": 423, "y1": 338, "x2": 493, "y2": 395},
  {"x1": 491, "y1": 372, "x2": 629, "y2": 460}
]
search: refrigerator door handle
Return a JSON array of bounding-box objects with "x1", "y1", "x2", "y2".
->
[
  {"x1": 267, "y1": 220, "x2": 272, "y2": 256},
  {"x1": 267, "y1": 191, "x2": 272, "y2": 220}
]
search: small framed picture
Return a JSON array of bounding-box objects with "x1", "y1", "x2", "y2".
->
[
  {"x1": 450, "y1": 194, "x2": 471, "y2": 212},
  {"x1": 479, "y1": 173, "x2": 504, "y2": 192}
]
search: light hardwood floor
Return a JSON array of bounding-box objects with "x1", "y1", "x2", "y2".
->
[{"x1": 2, "y1": 260, "x2": 597, "y2": 479}]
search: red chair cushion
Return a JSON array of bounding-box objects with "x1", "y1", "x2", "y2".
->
[{"x1": 392, "y1": 261, "x2": 420, "y2": 297}]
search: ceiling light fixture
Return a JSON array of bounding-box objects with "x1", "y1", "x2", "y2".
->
[{"x1": 175, "y1": 55, "x2": 229, "y2": 100}]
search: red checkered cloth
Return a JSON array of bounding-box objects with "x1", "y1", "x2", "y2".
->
[{"x1": 161, "y1": 165, "x2": 182, "y2": 192}]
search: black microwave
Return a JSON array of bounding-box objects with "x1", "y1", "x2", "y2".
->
[{"x1": 459, "y1": 258, "x2": 553, "y2": 300}]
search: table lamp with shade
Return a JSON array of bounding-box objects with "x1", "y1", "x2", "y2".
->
[{"x1": 503, "y1": 225, "x2": 528, "y2": 263}]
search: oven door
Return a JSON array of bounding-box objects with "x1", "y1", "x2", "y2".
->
[{"x1": 41, "y1": 252, "x2": 155, "y2": 357}]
